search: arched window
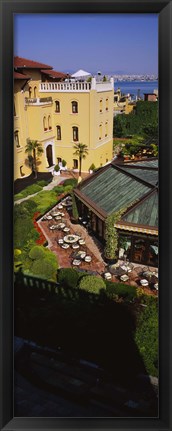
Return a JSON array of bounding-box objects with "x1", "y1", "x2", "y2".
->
[
  {"x1": 55, "y1": 100, "x2": 60, "y2": 113},
  {"x1": 14, "y1": 131, "x2": 20, "y2": 148},
  {"x1": 72, "y1": 101, "x2": 78, "y2": 113},
  {"x1": 57, "y1": 125, "x2": 61, "y2": 140},
  {"x1": 72, "y1": 126, "x2": 79, "y2": 142},
  {"x1": 99, "y1": 99, "x2": 103, "y2": 112},
  {"x1": 106, "y1": 98, "x2": 109, "y2": 111},
  {"x1": 34, "y1": 86, "x2": 37, "y2": 98},
  {"x1": 99, "y1": 124, "x2": 102, "y2": 140},
  {"x1": 43, "y1": 116, "x2": 47, "y2": 131},
  {"x1": 105, "y1": 121, "x2": 108, "y2": 137},
  {"x1": 29, "y1": 87, "x2": 32, "y2": 98},
  {"x1": 48, "y1": 115, "x2": 52, "y2": 130}
]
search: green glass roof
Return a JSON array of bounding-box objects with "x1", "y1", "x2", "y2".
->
[
  {"x1": 120, "y1": 167, "x2": 158, "y2": 186},
  {"x1": 122, "y1": 191, "x2": 158, "y2": 227},
  {"x1": 80, "y1": 166, "x2": 152, "y2": 215},
  {"x1": 127, "y1": 160, "x2": 158, "y2": 168}
]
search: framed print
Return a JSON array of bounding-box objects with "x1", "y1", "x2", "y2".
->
[{"x1": 0, "y1": 0, "x2": 172, "y2": 430}]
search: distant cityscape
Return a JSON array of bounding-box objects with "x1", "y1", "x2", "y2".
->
[{"x1": 103, "y1": 74, "x2": 158, "y2": 82}]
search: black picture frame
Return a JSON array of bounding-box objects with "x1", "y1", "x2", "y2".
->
[{"x1": 0, "y1": 0, "x2": 172, "y2": 429}]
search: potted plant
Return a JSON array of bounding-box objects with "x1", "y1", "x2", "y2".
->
[
  {"x1": 54, "y1": 164, "x2": 60, "y2": 176},
  {"x1": 89, "y1": 163, "x2": 96, "y2": 173},
  {"x1": 62, "y1": 159, "x2": 67, "y2": 168}
]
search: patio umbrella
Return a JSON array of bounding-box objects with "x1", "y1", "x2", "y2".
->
[{"x1": 71, "y1": 69, "x2": 91, "y2": 78}]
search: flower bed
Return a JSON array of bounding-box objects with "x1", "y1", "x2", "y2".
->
[{"x1": 33, "y1": 211, "x2": 47, "y2": 245}]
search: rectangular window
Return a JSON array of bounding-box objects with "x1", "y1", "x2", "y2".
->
[
  {"x1": 55, "y1": 101, "x2": 60, "y2": 113},
  {"x1": 73, "y1": 127, "x2": 78, "y2": 142},
  {"x1": 73, "y1": 159, "x2": 78, "y2": 169},
  {"x1": 57, "y1": 126, "x2": 61, "y2": 140},
  {"x1": 14, "y1": 131, "x2": 20, "y2": 148}
]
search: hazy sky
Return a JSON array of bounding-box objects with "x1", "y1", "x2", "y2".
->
[{"x1": 14, "y1": 14, "x2": 158, "y2": 75}]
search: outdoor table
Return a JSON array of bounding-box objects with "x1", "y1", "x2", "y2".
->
[
  {"x1": 49, "y1": 225, "x2": 56, "y2": 230},
  {"x1": 120, "y1": 274, "x2": 129, "y2": 282},
  {"x1": 47, "y1": 215, "x2": 52, "y2": 220},
  {"x1": 85, "y1": 256, "x2": 92, "y2": 263},
  {"x1": 140, "y1": 279, "x2": 149, "y2": 287},
  {"x1": 51, "y1": 211, "x2": 61, "y2": 217},
  {"x1": 120, "y1": 264, "x2": 132, "y2": 273},
  {"x1": 104, "y1": 272, "x2": 112, "y2": 280},
  {"x1": 57, "y1": 223, "x2": 65, "y2": 229},
  {"x1": 64, "y1": 234, "x2": 80, "y2": 244},
  {"x1": 75, "y1": 251, "x2": 86, "y2": 259},
  {"x1": 55, "y1": 216, "x2": 62, "y2": 220},
  {"x1": 57, "y1": 204, "x2": 63, "y2": 209},
  {"x1": 114, "y1": 267, "x2": 127, "y2": 277},
  {"x1": 72, "y1": 259, "x2": 81, "y2": 266}
]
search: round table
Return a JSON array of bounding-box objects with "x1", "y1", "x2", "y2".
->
[{"x1": 64, "y1": 234, "x2": 80, "y2": 244}]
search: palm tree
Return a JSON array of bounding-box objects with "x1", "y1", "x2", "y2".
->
[
  {"x1": 25, "y1": 139, "x2": 44, "y2": 179},
  {"x1": 73, "y1": 142, "x2": 88, "y2": 178}
]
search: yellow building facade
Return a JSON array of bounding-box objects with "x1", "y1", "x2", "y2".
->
[{"x1": 14, "y1": 58, "x2": 114, "y2": 180}]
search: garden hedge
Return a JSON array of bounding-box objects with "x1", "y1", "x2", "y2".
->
[{"x1": 79, "y1": 275, "x2": 106, "y2": 294}]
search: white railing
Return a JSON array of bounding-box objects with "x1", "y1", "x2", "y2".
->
[
  {"x1": 39, "y1": 77, "x2": 114, "y2": 93},
  {"x1": 39, "y1": 82, "x2": 91, "y2": 92},
  {"x1": 25, "y1": 97, "x2": 53, "y2": 105}
]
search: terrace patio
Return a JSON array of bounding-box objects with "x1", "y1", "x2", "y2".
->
[{"x1": 37, "y1": 195, "x2": 158, "y2": 296}]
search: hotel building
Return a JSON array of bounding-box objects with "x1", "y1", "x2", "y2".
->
[{"x1": 14, "y1": 57, "x2": 114, "y2": 180}]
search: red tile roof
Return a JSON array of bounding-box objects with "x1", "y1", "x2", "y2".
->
[
  {"x1": 41, "y1": 69, "x2": 68, "y2": 79},
  {"x1": 14, "y1": 56, "x2": 52, "y2": 70},
  {"x1": 14, "y1": 71, "x2": 31, "y2": 80}
]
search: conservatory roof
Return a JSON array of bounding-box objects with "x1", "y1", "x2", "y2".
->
[{"x1": 75, "y1": 161, "x2": 158, "y2": 219}]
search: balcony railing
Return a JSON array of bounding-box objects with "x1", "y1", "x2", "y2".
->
[
  {"x1": 39, "y1": 77, "x2": 114, "y2": 93},
  {"x1": 25, "y1": 97, "x2": 53, "y2": 105},
  {"x1": 39, "y1": 82, "x2": 91, "y2": 92}
]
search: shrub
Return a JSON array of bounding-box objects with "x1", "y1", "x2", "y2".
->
[
  {"x1": 57, "y1": 268, "x2": 79, "y2": 289},
  {"x1": 36, "y1": 180, "x2": 51, "y2": 187},
  {"x1": 54, "y1": 164, "x2": 60, "y2": 172},
  {"x1": 29, "y1": 245, "x2": 45, "y2": 260},
  {"x1": 14, "y1": 249, "x2": 22, "y2": 260},
  {"x1": 20, "y1": 184, "x2": 42, "y2": 197},
  {"x1": 89, "y1": 163, "x2": 96, "y2": 171},
  {"x1": 14, "y1": 200, "x2": 38, "y2": 222},
  {"x1": 62, "y1": 178, "x2": 78, "y2": 188},
  {"x1": 79, "y1": 275, "x2": 106, "y2": 294},
  {"x1": 31, "y1": 257, "x2": 57, "y2": 281},
  {"x1": 71, "y1": 192, "x2": 79, "y2": 220},
  {"x1": 62, "y1": 159, "x2": 67, "y2": 167},
  {"x1": 105, "y1": 281, "x2": 137, "y2": 301},
  {"x1": 64, "y1": 185, "x2": 73, "y2": 193},
  {"x1": 14, "y1": 193, "x2": 24, "y2": 201},
  {"x1": 135, "y1": 298, "x2": 158, "y2": 377},
  {"x1": 14, "y1": 216, "x2": 39, "y2": 249},
  {"x1": 52, "y1": 186, "x2": 65, "y2": 195},
  {"x1": 31, "y1": 191, "x2": 58, "y2": 214}
]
